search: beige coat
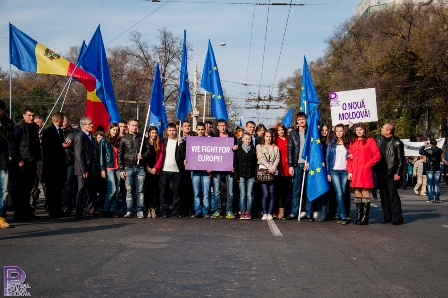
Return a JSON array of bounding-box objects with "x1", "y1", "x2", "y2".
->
[
  {"x1": 413, "y1": 159, "x2": 425, "y2": 176},
  {"x1": 256, "y1": 144, "x2": 280, "y2": 171}
]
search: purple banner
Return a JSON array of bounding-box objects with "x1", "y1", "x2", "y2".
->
[{"x1": 185, "y1": 136, "x2": 234, "y2": 171}]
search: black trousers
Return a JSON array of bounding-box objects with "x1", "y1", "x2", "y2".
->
[
  {"x1": 12, "y1": 161, "x2": 37, "y2": 218},
  {"x1": 377, "y1": 173, "x2": 403, "y2": 222},
  {"x1": 46, "y1": 179, "x2": 64, "y2": 214},
  {"x1": 160, "y1": 171, "x2": 181, "y2": 215},
  {"x1": 75, "y1": 174, "x2": 97, "y2": 215},
  {"x1": 275, "y1": 175, "x2": 291, "y2": 209},
  {"x1": 180, "y1": 170, "x2": 194, "y2": 215},
  {"x1": 145, "y1": 173, "x2": 160, "y2": 209}
]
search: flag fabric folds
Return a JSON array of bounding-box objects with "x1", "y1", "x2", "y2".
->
[
  {"x1": 78, "y1": 25, "x2": 121, "y2": 128},
  {"x1": 299, "y1": 56, "x2": 320, "y2": 123},
  {"x1": 200, "y1": 40, "x2": 228, "y2": 121},
  {"x1": 281, "y1": 107, "x2": 294, "y2": 128},
  {"x1": 301, "y1": 110, "x2": 329, "y2": 201},
  {"x1": 9, "y1": 23, "x2": 96, "y2": 92},
  {"x1": 149, "y1": 63, "x2": 168, "y2": 135},
  {"x1": 176, "y1": 30, "x2": 192, "y2": 121},
  {"x1": 239, "y1": 117, "x2": 243, "y2": 127}
]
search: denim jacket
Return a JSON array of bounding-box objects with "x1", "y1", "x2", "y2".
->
[
  {"x1": 98, "y1": 138, "x2": 115, "y2": 171},
  {"x1": 326, "y1": 139, "x2": 348, "y2": 171}
]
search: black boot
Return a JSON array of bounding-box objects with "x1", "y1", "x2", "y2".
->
[
  {"x1": 359, "y1": 202, "x2": 370, "y2": 225},
  {"x1": 354, "y1": 202, "x2": 364, "y2": 224}
]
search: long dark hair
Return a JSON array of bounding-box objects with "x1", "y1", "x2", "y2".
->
[
  {"x1": 147, "y1": 126, "x2": 161, "y2": 152},
  {"x1": 319, "y1": 124, "x2": 330, "y2": 143},
  {"x1": 330, "y1": 123, "x2": 349, "y2": 148},
  {"x1": 351, "y1": 122, "x2": 371, "y2": 145},
  {"x1": 105, "y1": 123, "x2": 120, "y2": 148}
]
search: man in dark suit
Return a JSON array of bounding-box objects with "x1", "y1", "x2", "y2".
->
[
  {"x1": 74, "y1": 117, "x2": 100, "y2": 219},
  {"x1": 41, "y1": 112, "x2": 68, "y2": 217},
  {"x1": 10, "y1": 108, "x2": 42, "y2": 221}
]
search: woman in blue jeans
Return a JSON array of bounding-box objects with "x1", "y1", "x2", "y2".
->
[
  {"x1": 256, "y1": 131, "x2": 280, "y2": 220},
  {"x1": 326, "y1": 124, "x2": 349, "y2": 225},
  {"x1": 99, "y1": 123, "x2": 121, "y2": 218}
]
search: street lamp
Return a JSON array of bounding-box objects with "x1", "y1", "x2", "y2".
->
[{"x1": 192, "y1": 42, "x2": 226, "y2": 130}]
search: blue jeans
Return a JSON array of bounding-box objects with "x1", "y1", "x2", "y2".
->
[
  {"x1": 61, "y1": 164, "x2": 76, "y2": 211},
  {"x1": 330, "y1": 170, "x2": 348, "y2": 219},
  {"x1": 239, "y1": 177, "x2": 254, "y2": 212},
  {"x1": 0, "y1": 169, "x2": 9, "y2": 215},
  {"x1": 105, "y1": 170, "x2": 120, "y2": 212},
  {"x1": 125, "y1": 167, "x2": 146, "y2": 212},
  {"x1": 261, "y1": 178, "x2": 276, "y2": 214},
  {"x1": 212, "y1": 172, "x2": 233, "y2": 213},
  {"x1": 192, "y1": 171, "x2": 211, "y2": 215},
  {"x1": 426, "y1": 171, "x2": 440, "y2": 201},
  {"x1": 291, "y1": 163, "x2": 312, "y2": 217}
]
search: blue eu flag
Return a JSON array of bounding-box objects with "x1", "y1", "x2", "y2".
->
[
  {"x1": 301, "y1": 110, "x2": 329, "y2": 201},
  {"x1": 176, "y1": 30, "x2": 191, "y2": 121},
  {"x1": 281, "y1": 107, "x2": 294, "y2": 128},
  {"x1": 149, "y1": 63, "x2": 168, "y2": 135},
  {"x1": 200, "y1": 40, "x2": 228, "y2": 121},
  {"x1": 299, "y1": 56, "x2": 320, "y2": 123}
]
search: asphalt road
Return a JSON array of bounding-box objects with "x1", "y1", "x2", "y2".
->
[{"x1": 1, "y1": 186, "x2": 447, "y2": 297}]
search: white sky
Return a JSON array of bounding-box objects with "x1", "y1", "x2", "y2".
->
[{"x1": 0, "y1": 0, "x2": 360, "y2": 127}]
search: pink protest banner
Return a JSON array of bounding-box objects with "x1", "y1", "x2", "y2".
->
[{"x1": 185, "y1": 136, "x2": 234, "y2": 171}]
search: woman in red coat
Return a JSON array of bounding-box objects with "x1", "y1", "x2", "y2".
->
[{"x1": 347, "y1": 123, "x2": 380, "y2": 225}]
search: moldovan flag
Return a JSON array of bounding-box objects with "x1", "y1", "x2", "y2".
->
[{"x1": 9, "y1": 23, "x2": 96, "y2": 92}]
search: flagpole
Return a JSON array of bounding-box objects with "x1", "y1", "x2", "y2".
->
[
  {"x1": 178, "y1": 120, "x2": 182, "y2": 137},
  {"x1": 9, "y1": 64, "x2": 12, "y2": 117},
  {"x1": 298, "y1": 106, "x2": 308, "y2": 222},
  {"x1": 41, "y1": 63, "x2": 80, "y2": 131},
  {"x1": 59, "y1": 77, "x2": 73, "y2": 112},
  {"x1": 202, "y1": 90, "x2": 207, "y2": 123},
  {"x1": 137, "y1": 104, "x2": 151, "y2": 165}
]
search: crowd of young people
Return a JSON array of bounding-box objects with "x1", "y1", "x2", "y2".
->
[{"x1": 2, "y1": 101, "x2": 444, "y2": 228}]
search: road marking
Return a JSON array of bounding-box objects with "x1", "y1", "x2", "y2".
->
[
  {"x1": 442, "y1": 225, "x2": 448, "y2": 228},
  {"x1": 371, "y1": 204, "x2": 379, "y2": 208},
  {"x1": 267, "y1": 220, "x2": 283, "y2": 236}
]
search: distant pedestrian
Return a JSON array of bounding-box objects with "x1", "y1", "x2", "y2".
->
[
  {"x1": 413, "y1": 156, "x2": 427, "y2": 196},
  {"x1": 0, "y1": 100, "x2": 14, "y2": 228},
  {"x1": 419, "y1": 139, "x2": 443, "y2": 203}
]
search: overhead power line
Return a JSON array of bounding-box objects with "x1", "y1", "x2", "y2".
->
[{"x1": 148, "y1": 1, "x2": 347, "y2": 5}]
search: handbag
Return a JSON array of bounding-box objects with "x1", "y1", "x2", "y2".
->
[{"x1": 257, "y1": 146, "x2": 274, "y2": 182}]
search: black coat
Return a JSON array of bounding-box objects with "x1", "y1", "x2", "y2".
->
[
  {"x1": 419, "y1": 145, "x2": 443, "y2": 172},
  {"x1": 287, "y1": 128, "x2": 307, "y2": 168},
  {"x1": 41, "y1": 125, "x2": 67, "y2": 183},
  {"x1": 0, "y1": 115, "x2": 15, "y2": 170},
  {"x1": 233, "y1": 146, "x2": 257, "y2": 181},
  {"x1": 74, "y1": 130, "x2": 100, "y2": 176},
  {"x1": 375, "y1": 136, "x2": 405, "y2": 178},
  {"x1": 118, "y1": 133, "x2": 152, "y2": 170},
  {"x1": 161, "y1": 138, "x2": 186, "y2": 172},
  {"x1": 10, "y1": 120, "x2": 41, "y2": 163}
]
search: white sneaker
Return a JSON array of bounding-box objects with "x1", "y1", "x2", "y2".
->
[
  {"x1": 313, "y1": 211, "x2": 318, "y2": 219},
  {"x1": 137, "y1": 211, "x2": 144, "y2": 219},
  {"x1": 262, "y1": 214, "x2": 268, "y2": 220},
  {"x1": 124, "y1": 212, "x2": 132, "y2": 218},
  {"x1": 300, "y1": 211, "x2": 306, "y2": 218},
  {"x1": 267, "y1": 214, "x2": 273, "y2": 220}
]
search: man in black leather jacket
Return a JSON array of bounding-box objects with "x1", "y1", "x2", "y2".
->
[
  {"x1": 375, "y1": 123, "x2": 405, "y2": 225},
  {"x1": 419, "y1": 139, "x2": 443, "y2": 203},
  {"x1": 118, "y1": 119, "x2": 152, "y2": 219}
]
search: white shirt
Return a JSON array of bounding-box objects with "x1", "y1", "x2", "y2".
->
[
  {"x1": 162, "y1": 138, "x2": 179, "y2": 172},
  {"x1": 333, "y1": 144, "x2": 347, "y2": 170}
]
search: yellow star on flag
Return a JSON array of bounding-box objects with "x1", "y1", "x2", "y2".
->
[
  {"x1": 302, "y1": 100, "x2": 306, "y2": 104},
  {"x1": 162, "y1": 101, "x2": 165, "y2": 106},
  {"x1": 213, "y1": 66, "x2": 217, "y2": 71},
  {"x1": 316, "y1": 167, "x2": 321, "y2": 173},
  {"x1": 209, "y1": 70, "x2": 212, "y2": 74},
  {"x1": 301, "y1": 86, "x2": 305, "y2": 90},
  {"x1": 217, "y1": 95, "x2": 222, "y2": 100},
  {"x1": 311, "y1": 137, "x2": 314, "y2": 142},
  {"x1": 158, "y1": 122, "x2": 161, "y2": 126},
  {"x1": 322, "y1": 162, "x2": 325, "y2": 167},
  {"x1": 310, "y1": 170, "x2": 315, "y2": 175},
  {"x1": 316, "y1": 139, "x2": 321, "y2": 144},
  {"x1": 212, "y1": 94, "x2": 215, "y2": 98},
  {"x1": 150, "y1": 122, "x2": 155, "y2": 126},
  {"x1": 300, "y1": 107, "x2": 303, "y2": 111},
  {"x1": 186, "y1": 78, "x2": 189, "y2": 82}
]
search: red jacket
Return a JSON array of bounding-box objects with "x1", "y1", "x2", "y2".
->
[
  {"x1": 274, "y1": 136, "x2": 290, "y2": 176},
  {"x1": 347, "y1": 137, "x2": 380, "y2": 189}
]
